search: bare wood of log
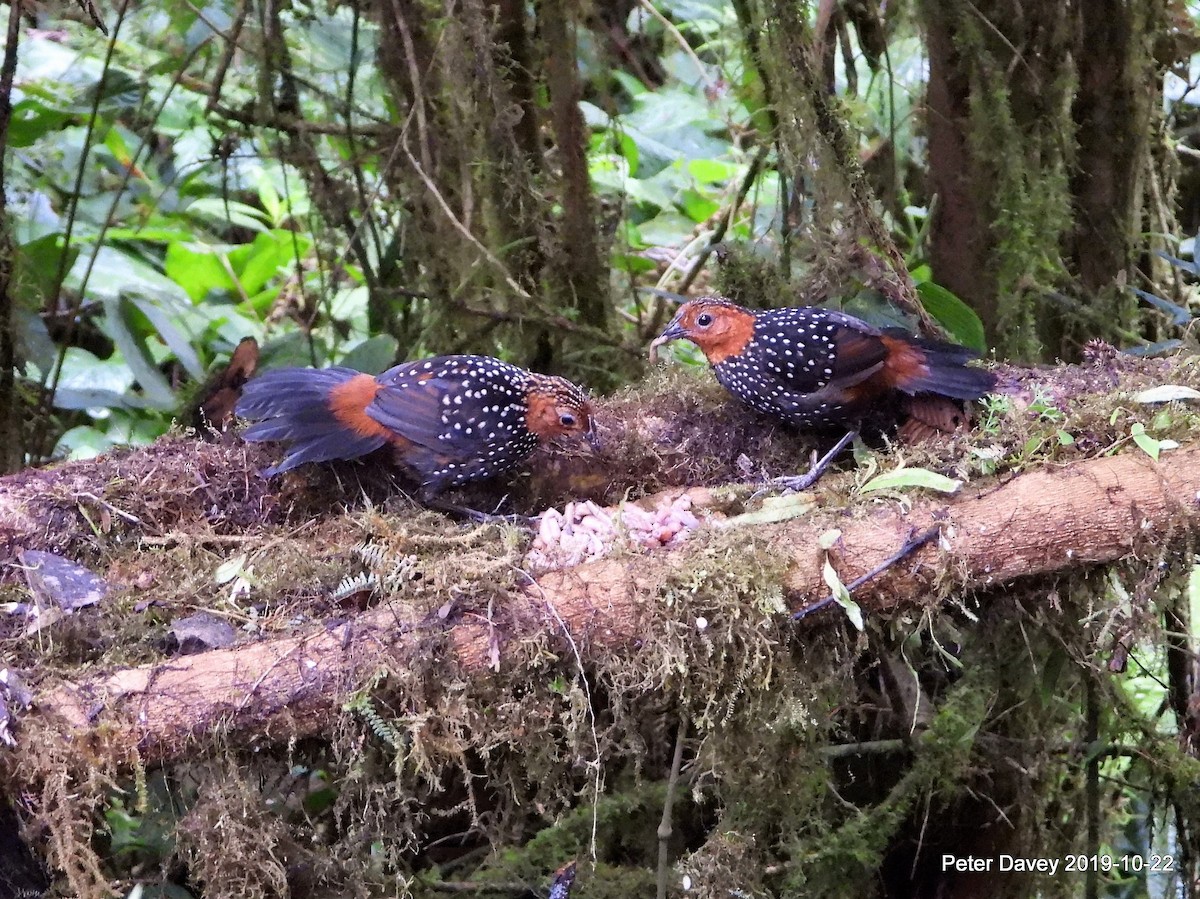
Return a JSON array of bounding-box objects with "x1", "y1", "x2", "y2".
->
[{"x1": 20, "y1": 445, "x2": 1200, "y2": 767}]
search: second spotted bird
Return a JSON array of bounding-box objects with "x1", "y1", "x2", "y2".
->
[
  {"x1": 651, "y1": 297, "x2": 995, "y2": 487},
  {"x1": 236, "y1": 355, "x2": 597, "y2": 505}
]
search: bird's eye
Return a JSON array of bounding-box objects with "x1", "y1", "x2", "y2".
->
[
  {"x1": 696, "y1": 313, "x2": 713, "y2": 327},
  {"x1": 559, "y1": 412, "x2": 577, "y2": 427}
]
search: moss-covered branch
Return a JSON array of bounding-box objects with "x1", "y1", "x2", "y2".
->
[{"x1": 17, "y1": 440, "x2": 1200, "y2": 766}]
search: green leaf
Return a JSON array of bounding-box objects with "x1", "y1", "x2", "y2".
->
[
  {"x1": 611, "y1": 71, "x2": 647, "y2": 97},
  {"x1": 165, "y1": 242, "x2": 238, "y2": 303},
  {"x1": 259, "y1": 331, "x2": 327, "y2": 369},
  {"x1": 185, "y1": 197, "x2": 270, "y2": 233},
  {"x1": 612, "y1": 253, "x2": 657, "y2": 274},
  {"x1": 8, "y1": 97, "x2": 71, "y2": 147},
  {"x1": 915, "y1": 281, "x2": 986, "y2": 353},
  {"x1": 339, "y1": 335, "x2": 399, "y2": 374},
  {"x1": 680, "y1": 188, "x2": 719, "y2": 223},
  {"x1": 686, "y1": 158, "x2": 739, "y2": 183},
  {"x1": 720, "y1": 493, "x2": 816, "y2": 528},
  {"x1": 637, "y1": 211, "x2": 697, "y2": 247},
  {"x1": 124, "y1": 292, "x2": 205, "y2": 381},
  {"x1": 860, "y1": 467, "x2": 962, "y2": 494},
  {"x1": 227, "y1": 230, "x2": 309, "y2": 296},
  {"x1": 822, "y1": 559, "x2": 863, "y2": 631},
  {"x1": 1130, "y1": 422, "x2": 1162, "y2": 460},
  {"x1": 104, "y1": 296, "x2": 178, "y2": 410},
  {"x1": 214, "y1": 554, "x2": 250, "y2": 585},
  {"x1": 14, "y1": 233, "x2": 77, "y2": 309}
]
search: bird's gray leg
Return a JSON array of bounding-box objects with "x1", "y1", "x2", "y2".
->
[{"x1": 770, "y1": 429, "x2": 858, "y2": 493}]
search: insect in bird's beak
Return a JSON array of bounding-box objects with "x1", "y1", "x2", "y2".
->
[{"x1": 649, "y1": 319, "x2": 687, "y2": 362}]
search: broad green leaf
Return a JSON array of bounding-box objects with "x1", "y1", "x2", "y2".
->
[
  {"x1": 580, "y1": 100, "x2": 611, "y2": 128},
  {"x1": 227, "y1": 230, "x2": 309, "y2": 296},
  {"x1": 589, "y1": 154, "x2": 633, "y2": 196},
  {"x1": 126, "y1": 294, "x2": 205, "y2": 380},
  {"x1": 339, "y1": 335, "x2": 399, "y2": 374},
  {"x1": 1132, "y1": 385, "x2": 1200, "y2": 403},
  {"x1": 165, "y1": 241, "x2": 239, "y2": 303},
  {"x1": 680, "y1": 188, "x2": 719, "y2": 223},
  {"x1": 104, "y1": 227, "x2": 196, "y2": 243},
  {"x1": 185, "y1": 197, "x2": 270, "y2": 232},
  {"x1": 822, "y1": 559, "x2": 863, "y2": 631},
  {"x1": 52, "y1": 388, "x2": 139, "y2": 411},
  {"x1": 637, "y1": 211, "x2": 697, "y2": 248},
  {"x1": 8, "y1": 97, "x2": 71, "y2": 147},
  {"x1": 48, "y1": 346, "x2": 136, "y2": 404},
  {"x1": 861, "y1": 467, "x2": 962, "y2": 494},
  {"x1": 77, "y1": 246, "x2": 191, "y2": 306},
  {"x1": 104, "y1": 296, "x2": 177, "y2": 410},
  {"x1": 13, "y1": 233, "x2": 77, "y2": 309},
  {"x1": 259, "y1": 331, "x2": 327, "y2": 369},
  {"x1": 16, "y1": 310, "x2": 55, "y2": 372},
  {"x1": 214, "y1": 554, "x2": 250, "y2": 585},
  {"x1": 915, "y1": 280, "x2": 986, "y2": 353},
  {"x1": 1130, "y1": 422, "x2": 1161, "y2": 460},
  {"x1": 56, "y1": 425, "x2": 120, "y2": 460},
  {"x1": 611, "y1": 71, "x2": 647, "y2": 97},
  {"x1": 612, "y1": 253, "x2": 657, "y2": 274},
  {"x1": 720, "y1": 493, "x2": 816, "y2": 528},
  {"x1": 687, "y1": 158, "x2": 740, "y2": 183}
]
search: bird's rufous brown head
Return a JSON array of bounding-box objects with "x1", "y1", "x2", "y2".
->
[
  {"x1": 649, "y1": 297, "x2": 756, "y2": 365},
  {"x1": 523, "y1": 374, "x2": 599, "y2": 450}
]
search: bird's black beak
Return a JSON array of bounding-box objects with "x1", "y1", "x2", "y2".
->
[
  {"x1": 649, "y1": 319, "x2": 687, "y2": 362},
  {"x1": 585, "y1": 425, "x2": 601, "y2": 452}
]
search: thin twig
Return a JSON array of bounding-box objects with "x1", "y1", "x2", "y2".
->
[
  {"x1": 203, "y1": 0, "x2": 249, "y2": 114},
  {"x1": 793, "y1": 524, "x2": 941, "y2": 620},
  {"x1": 400, "y1": 144, "x2": 532, "y2": 300},
  {"x1": 524, "y1": 572, "x2": 603, "y2": 863},
  {"x1": 0, "y1": 0, "x2": 22, "y2": 473},
  {"x1": 634, "y1": 0, "x2": 711, "y2": 89},
  {"x1": 675, "y1": 144, "x2": 770, "y2": 297},
  {"x1": 72, "y1": 492, "x2": 145, "y2": 527},
  {"x1": 656, "y1": 715, "x2": 687, "y2": 899},
  {"x1": 817, "y1": 738, "x2": 908, "y2": 758}
]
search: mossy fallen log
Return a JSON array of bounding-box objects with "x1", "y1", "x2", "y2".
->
[
  {"x1": 18, "y1": 442, "x2": 1200, "y2": 765},
  {"x1": 5, "y1": 360, "x2": 1200, "y2": 898}
]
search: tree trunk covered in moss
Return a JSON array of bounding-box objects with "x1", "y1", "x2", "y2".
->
[
  {"x1": 920, "y1": 0, "x2": 1172, "y2": 361},
  {"x1": 0, "y1": 1, "x2": 20, "y2": 476},
  {"x1": 369, "y1": 0, "x2": 610, "y2": 376},
  {"x1": 728, "y1": 0, "x2": 941, "y2": 334}
]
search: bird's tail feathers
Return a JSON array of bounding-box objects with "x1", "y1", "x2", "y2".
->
[
  {"x1": 882, "y1": 333, "x2": 996, "y2": 401},
  {"x1": 236, "y1": 367, "x2": 388, "y2": 474}
]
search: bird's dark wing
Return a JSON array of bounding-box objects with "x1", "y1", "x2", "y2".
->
[
  {"x1": 365, "y1": 356, "x2": 528, "y2": 455},
  {"x1": 752, "y1": 308, "x2": 888, "y2": 395},
  {"x1": 826, "y1": 325, "x2": 889, "y2": 390},
  {"x1": 364, "y1": 364, "x2": 468, "y2": 452}
]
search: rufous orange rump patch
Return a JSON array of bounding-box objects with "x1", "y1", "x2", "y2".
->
[
  {"x1": 840, "y1": 335, "x2": 928, "y2": 406},
  {"x1": 878, "y1": 335, "x2": 929, "y2": 391},
  {"x1": 328, "y1": 374, "x2": 391, "y2": 440}
]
